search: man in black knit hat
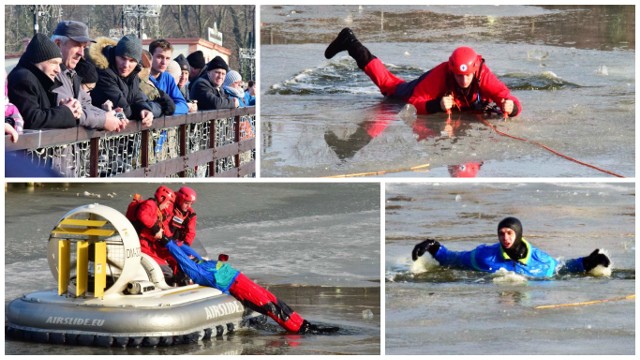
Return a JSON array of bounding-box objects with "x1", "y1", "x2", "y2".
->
[
  {"x1": 411, "y1": 217, "x2": 611, "y2": 278},
  {"x1": 189, "y1": 56, "x2": 238, "y2": 110},
  {"x1": 86, "y1": 34, "x2": 160, "y2": 127},
  {"x1": 7, "y1": 33, "x2": 81, "y2": 129},
  {"x1": 186, "y1": 50, "x2": 206, "y2": 85}
]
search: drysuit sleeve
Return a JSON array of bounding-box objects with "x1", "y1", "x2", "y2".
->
[
  {"x1": 182, "y1": 214, "x2": 197, "y2": 246},
  {"x1": 136, "y1": 200, "x2": 161, "y2": 234},
  {"x1": 432, "y1": 244, "x2": 478, "y2": 270},
  {"x1": 478, "y1": 64, "x2": 522, "y2": 117},
  {"x1": 166, "y1": 240, "x2": 216, "y2": 288},
  {"x1": 558, "y1": 257, "x2": 586, "y2": 274}
]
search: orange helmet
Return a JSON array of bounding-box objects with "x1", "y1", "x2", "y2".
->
[
  {"x1": 449, "y1": 47, "x2": 481, "y2": 75},
  {"x1": 176, "y1": 186, "x2": 197, "y2": 206},
  {"x1": 154, "y1": 185, "x2": 175, "y2": 205}
]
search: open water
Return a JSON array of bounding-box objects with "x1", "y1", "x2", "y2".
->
[
  {"x1": 385, "y1": 182, "x2": 635, "y2": 354},
  {"x1": 4, "y1": 183, "x2": 381, "y2": 355},
  {"x1": 261, "y1": 5, "x2": 634, "y2": 177}
]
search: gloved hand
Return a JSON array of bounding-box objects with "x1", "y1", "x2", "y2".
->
[
  {"x1": 411, "y1": 238, "x2": 440, "y2": 261},
  {"x1": 156, "y1": 90, "x2": 176, "y2": 116},
  {"x1": 159, "y1": 235, "x2": 171, "y2": 247},
  {"x1": 582, "y1": 249, "x2": 610, "y2": 272},
  {"x1": 218, "y1": 253, "x2": 229, "y2": 262}
]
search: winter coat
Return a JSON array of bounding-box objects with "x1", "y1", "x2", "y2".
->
[
  {"x1": 189, "y1": 72, "x2": 236, "y2": 110},
  {"x1": 53, "y1": 64, "x2": 108, "y2": 129},
  {"x1": 149, "y1": 71, "x2": 189, "y2": 115},
  {"x1": 86, "y1": 37, "x2": 160, "y2": 120},
  {"x1": 7, "y1": 60, "x2": 77, "y2": 129}
]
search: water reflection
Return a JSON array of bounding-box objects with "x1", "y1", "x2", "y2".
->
[{"x1": 323, "y1": 102, "x2": 484, "y2": 177}]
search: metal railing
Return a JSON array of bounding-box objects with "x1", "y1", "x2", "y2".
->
[{"x1": 5, "y1": 108, "x2": 256, "y2": 178}]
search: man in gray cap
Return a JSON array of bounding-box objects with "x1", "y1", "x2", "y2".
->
[
  {"x1": 189, "y1": 56, "x2": 239, "y2": 110},
  {"x1": 51, "y1": 20, "x2": 126, "y2": 132},
  {"x1": 86, "y1": 34, "x2": 159, "y2": 127}
]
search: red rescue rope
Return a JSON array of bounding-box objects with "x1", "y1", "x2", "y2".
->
[
  {"x1": 475, "y1": 114, "x2": 625, "y2": 178},
  {"x1": 446, "y1": 93, "x2": 624, "y2": 178}
]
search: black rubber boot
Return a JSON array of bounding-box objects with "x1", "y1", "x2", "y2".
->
[
  {"x1": 325, "y1": 28, "x2": 376, "y2": 69},
  {"x1": 298, "y1": 320, "x2": 340, "y2": 335},
  {"x1": 348, "y1": 42, "x2": 376, "y2": 70},
  {"x1": 325, "y1": 28, "x2": 358, "y2": 59}
]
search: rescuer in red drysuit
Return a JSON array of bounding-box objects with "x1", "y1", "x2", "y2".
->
[
  {"x1": 324, "y1": 28, "x2": 522, "y2": 117},
  {"x1": 126, "y1": 185, "x2": 176, "y2": 282}
]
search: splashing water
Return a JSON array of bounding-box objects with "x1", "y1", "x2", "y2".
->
[
  {"x1": 491, "y1": 268, "x2": 528, "y2": 284},
  {"x1": 410, "y1": 254, "x2": 440, "y2": 274}
]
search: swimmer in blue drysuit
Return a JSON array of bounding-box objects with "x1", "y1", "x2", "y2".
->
[{"x1": 411, "y1": 217, "x2": 611, "y2": 278}]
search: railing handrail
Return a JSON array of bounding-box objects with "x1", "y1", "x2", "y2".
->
[
  {"x1": 5, "y1": 107, "x2": 256, "y2": 178},
  {"x1": 5, "y1": 108, "x2": 255, "y2": 151}
]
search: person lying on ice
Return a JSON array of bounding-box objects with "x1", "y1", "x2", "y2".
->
[
  {"x1": 160, "y1": 236, "x2": 338, "y2": 334},
  {"x1": 324, "y1": 28, "x2": 522, "y2": 117},
  {"x1": 411, "y1": 217, "x2": 611, "y2": 278}
]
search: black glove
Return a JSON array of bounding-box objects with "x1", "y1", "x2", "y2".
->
[
  {"x1": 159, "y1": 235, "x2": 171, "y2": 247},
  {"x1": 157, "y1": 90, "x2": 176, "y2": 116},
  {"x1": 582, "y1": 249, "x2": 610, "y2": 272},
  {"x1": 411, "y1": 238, "x2": 440, "y2": 261}
]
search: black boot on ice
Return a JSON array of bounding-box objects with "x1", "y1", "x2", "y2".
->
[{"x1": 325, "y1": 28, "x2": 359, "y2": 59}]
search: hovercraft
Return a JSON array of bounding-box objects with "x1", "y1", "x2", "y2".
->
[{"x1": 6, "y1": 203, "x2": 261, "y2": 347}]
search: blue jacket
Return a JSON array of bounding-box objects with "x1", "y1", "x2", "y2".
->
[
  {"x1": 166, "y1": 240, "x2": 239, "y2": 293},
  {"x1": 149, "y1": 72, "x2": 190, "y2": 115},
  {"x1": 223, "y1": 87, "x2": 255, "y2": 108},
  {"x1": 433, "y1": 238, "x2": 585, "y2": 278}
]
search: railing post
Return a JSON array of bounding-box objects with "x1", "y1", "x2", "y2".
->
[
  {"x1": 179, "y1": 124, "x2": 187, "y2": 177},
  {"x1": 89, "y1": 137, "x2": 99, "y2": 177},
  {"x1": 234, "y1": 115, "x2": 241, "y2": 172},
  {"x1": 208, "y1": 118, "x2": 216, "y2": 176},
  {"x1": 141, "y1": 130, "x2": 150, "y2": 172}
]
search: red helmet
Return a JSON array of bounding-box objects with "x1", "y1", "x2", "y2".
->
[
  {"x1": 176, "y1": 186, "x2": 197, "y2": 206},
  {"x1": 154, "y1": 185, "x2": 175, "y2": 205},
  {"x1": 449, "y1": 47, "x2": 481, "y2": 75},
  {"x1": 448, "y1": 162, "x2": 483, "y2": 178}
]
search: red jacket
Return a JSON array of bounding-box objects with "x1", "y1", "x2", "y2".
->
[
  {"x1": 409, "y1": 61, "x2": 521, "y2": 116},
  {"x1": 136, "y1": 198, "x2": 169, "y2": 265}
]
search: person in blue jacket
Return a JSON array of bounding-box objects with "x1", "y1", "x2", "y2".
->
[
  {"x1": 161, "y1": 237, "x2": 338, "y2": 334},
  {"x1": 148, "y1": 39, "x2": 197, "y2": 114},
  {"x1": 223, "y1": 70, "x2": 255, "y2": 107},
  {"x1": 411, "y1": 217, "x2": 611, "y2": 278}
]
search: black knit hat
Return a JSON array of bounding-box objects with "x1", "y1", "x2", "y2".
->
[
  {"x1": 74, "y1": 57, "x2": 98, "y2": 84},
  {"x1": 206, "y1": 56, "x2": 229, "y2": 72},
  {"x1": 115, "y1": 34, "x2": 142, "y2": 62},
  {"x1": 22, "y1": 33, "x2": 62, "y2": 64},
  {"x1": 174, "y1": 54, "x2": 190, "y2": 71},
  {"x1": 186, "y1": 50, "x2": 205, "y2": 69}
]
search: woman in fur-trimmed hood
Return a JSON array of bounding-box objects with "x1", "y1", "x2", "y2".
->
[{"x1": 86, "y1": 35, "x2": 159, "y2": 122}]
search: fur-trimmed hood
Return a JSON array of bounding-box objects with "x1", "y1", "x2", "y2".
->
[{"x1": 87, "y1": 36, "x2": 116, "y2": 71}]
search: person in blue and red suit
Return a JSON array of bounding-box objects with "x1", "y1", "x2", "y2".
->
[
  {"x1": 324, "y1": 28, "x2": 522, "y2": 117},
  {"x1": 160, "y1": 236, "x2": 339, "y2": 334},
  {"x1": 411, "y1": 217, "x2": 611, "y2": 278}
]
